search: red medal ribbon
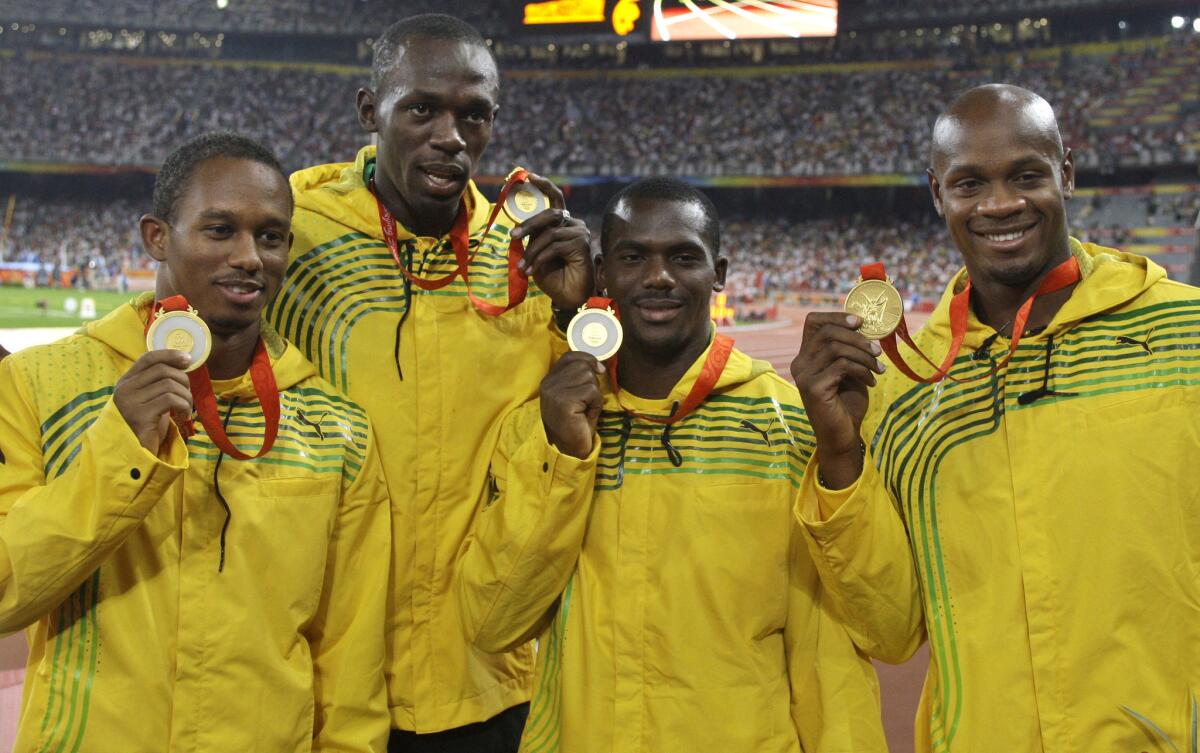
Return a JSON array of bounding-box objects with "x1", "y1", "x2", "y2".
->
[
  {"x1": 147, "y1": 295, "x2": 280, "y2": 459},
  {"x1": 373, "y1": 169, "x2": 533, "y2": 316},
  {"x1": 863, "y1": 256, "x2": 1081, "y2": 383},
  {"x1": 609, "y1": 331, "x2": 735, "y2": 425}
]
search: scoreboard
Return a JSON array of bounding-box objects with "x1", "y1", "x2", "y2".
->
[{"x1": 520, "y1": 0, "x2": 838, "y2": 39}]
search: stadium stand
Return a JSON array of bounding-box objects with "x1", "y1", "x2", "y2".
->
[{"x1": 0, "y1": 35, "x2": 1196, "y2": 175}]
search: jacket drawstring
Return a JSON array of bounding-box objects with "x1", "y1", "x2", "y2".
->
[
  {"x1": 213, "y1": 399, "x2": 238, "y2": 573},
  {"x1": 615, "y1": 413, "x2": 632, "y2": 486},
  {"x1": 1017, "y1": 334, "x2": 1077, "y2": 406},
  {"x1": 393, "y1": 242, "x2": 414, "y2": 381},
  {"x1": 658, "y1": 401, "x2": 683, "y2": 467}
]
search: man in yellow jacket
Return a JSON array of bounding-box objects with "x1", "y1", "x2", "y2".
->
[
  {"x1": 266, "y1": 15, "x2": 593, "y2": 752},
  {"x1": 456, "y1": 178, "x2": 888, "y2": 752},
  {"x1": 793, "y1": 84, "x2": 1200, "y2": 752},
  {"x1": 0, "y1": 133, "x2": 391, "y2": 752}
]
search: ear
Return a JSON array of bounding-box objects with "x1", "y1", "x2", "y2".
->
[
  {"x1": 594, "y1": 252, "x2": 607, "y2": 297},
  {"x1": 139, "y1": 214, "x2": 170, "y2": 263},
  {"x1": 357, "y1": 87, "x2": 379, "y2": 133},
  {"x1": 926, "y1": 168, "x2": 945, "y2": 218},
  {"x1": 713, "y1": 255, "x2": 729, "y2": 291},
  {"x1": 1060, "y1": 148, "x2": 1075, "y2": 201}
]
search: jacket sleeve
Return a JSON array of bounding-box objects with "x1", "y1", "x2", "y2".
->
[
  {"x1": 0, "y1": 357, "x2": 187, "y2": 635},
  {"x1": 454, "y1": 400, "x2": 598, "y2": 655},
  {"x1": 794, "y1": 449, "x2": 925, "y2": 664},
  {"x1": 786, "y1": 516, "x2": 889, "y2": 752},
  {"x1": 308, "y1": 425, "x2": 392, "y2": 753}
]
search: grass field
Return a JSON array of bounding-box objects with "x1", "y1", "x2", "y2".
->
[{"x1": 0, "y1": 286, "x2": 136, "y2": 329}]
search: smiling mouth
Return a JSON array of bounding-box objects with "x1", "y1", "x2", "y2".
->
[
  {"x1": 975, "y1": 222, "x2": 1038, "y2": 245},
  {"x1": 420, "y1": 165, "x2": 466, "y2": 190}
]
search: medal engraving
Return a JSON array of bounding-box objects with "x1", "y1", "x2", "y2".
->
[
  {"x1": 503, "y1": 181, "x2": 549, "y2": 224},
  {"x1": 844, "y1": 278, "x2": 904, "y2": 339},
  {"x1": 146, "y1": 309, "x2": 212, "y2": 372},
  {"x1": 567, "y1": 306, "x2": 623, "y2": 361}
]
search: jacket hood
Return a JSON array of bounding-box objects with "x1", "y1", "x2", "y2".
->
[
  {"x1": 85, "y1": 292, "x2": 315, "y2": 396},
  {"x1": 290, "y1": 144, "x2": 493, "y2": 241},
  {"x1": 602, "y1": 329, "x2": 775, "y2": 416},
  {"x1": 918, "y1": 238, "x2": 1165, "y2": 353}
]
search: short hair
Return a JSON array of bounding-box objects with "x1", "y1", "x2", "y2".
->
[
  {"x1": 372, "y1": 14, "x2": 494, "y2": 89},
  {"x1": 153, "y1": 132, "x2": 288, "y2": 222},
  {"x1": 600, "y1": 177, "x2": 721, "y2": 256}
]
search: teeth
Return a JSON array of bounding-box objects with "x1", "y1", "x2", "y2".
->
[{"x1": 986, "y1": 230, "x2": 1025, "y2": 242}]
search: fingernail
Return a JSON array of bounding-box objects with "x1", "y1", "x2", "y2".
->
[
  {"x1": 869, "y1": 341, "x2": 882, "y2": 355},
  {"x1": 877, "y1": 359, "x2": 887, "y2": 373},
  {"x1": 846, "y1": 315, "x2": 860, "y2": 327},
  {"x1": 517, "y1": 260, "x2": 527, "y2": 272},
  {"x1": 181, "y1": 354, "x2": 192, "y2": 365},
  {"x1": 511, "y1": 227, "x2": 524, "y2": 239}
]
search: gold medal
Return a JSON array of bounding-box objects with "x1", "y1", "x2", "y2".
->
[
  {"x1": 502, "y1": 171, "x2": 549, "y2": 225},
  {"x1": 146, "y1": 308, "x2": 211, "y2": 372},
  {"x1": 567, "y1": 304, "x2": 623, "y2": 361},
  {"x1": 844, "y1": 276, "x2": 904, "y2": 340}
]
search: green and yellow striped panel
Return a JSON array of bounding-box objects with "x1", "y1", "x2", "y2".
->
[
  {"x1": 270, "y1": 225, "x2": 545, "y2": 390},
  {"x1": 595, "y1": 393, "x2": 815, "y2": 492},
  {"x1": 36, "y1": 391, "x2": 109, "y2": 753},
  {"x1": 186, "y1": 385, "x2": 370, "y2": 482},
  {"x1": 868, "y1": 297, "x2": 1200, "y2": 752}
]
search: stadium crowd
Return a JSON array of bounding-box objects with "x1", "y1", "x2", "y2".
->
[
  {"x1": 0, "y1": 0, "x2": 506, "y2": 36},
  {"x1": 0, "y1": 197, "x2": 151, "y2": 289},
  {"x1": 0, "y1": 36, "x2": 1196, "y2": 176}
]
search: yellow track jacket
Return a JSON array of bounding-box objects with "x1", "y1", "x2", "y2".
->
[
  {"x1": 457, "y1": 341, "x2": 888, "y2": 753},
  {"x1": 0, "y1": 295, "x2": 391, "y2": 753},
  {"x1": 797, "y1": 241, "x2": 1200, "y2": 753},
  {"x1": 267, "y1": 145, "x2": 563, "y2": 732}
]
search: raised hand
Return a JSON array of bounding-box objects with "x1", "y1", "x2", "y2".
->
[{"x1": 512, "y1": 172, "x2": 594, "y2": 311}]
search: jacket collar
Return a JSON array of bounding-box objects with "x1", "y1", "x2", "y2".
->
[
  {"x1": 290, "y1": 144, "x2": 492, "y2": 242},
  {"x1": 601, "y1": 328, "x2": 774, "y2": 416},
  {"x1": 919, "y1": 238, "x2": 1164, "y2": 351},
  {"x1": 85, "y1": 292, "x2": 314, "y2": 397}
]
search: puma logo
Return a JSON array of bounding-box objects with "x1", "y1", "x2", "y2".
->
[
  {"x1": 296, "y1": 409, "x2": 328, "y2": 440},
  {"x1": 739, "y1": 417, "x2": 777, "y2": 448},
  {"x1": 1116, "y1": 329, "x2": 1154, "y2": 355}
]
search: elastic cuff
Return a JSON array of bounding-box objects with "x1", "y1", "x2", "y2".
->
[
  {"x1": 89, "y1": 399, "x2": 188, "y2": 507},
  {"x1": 528, "y1": 419, "x2": 599, "y2": 496}
]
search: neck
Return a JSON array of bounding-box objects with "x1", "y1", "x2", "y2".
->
[
  {"x1": 969, "y1": 249, "x2": 1075, "y2": 335},
  {"x1": 374, "y1": 169, "x2": 459, "y2": 239},
  {"x1": 617, "y1": 334, "x2": 710, "y2": 400},
  {"x1": 206, "y1": 323, "x2": 261, "y2": 380}
]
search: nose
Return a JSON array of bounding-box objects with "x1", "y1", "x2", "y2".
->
[
  {"x1": 429, "y1": 112, "x2": 466, "y2": 155},
  {"x1": 228, "y1": 232, "x2": 264, "y2": 274},
  {"x1": 642, "y1": 256, "x2": 676, "y2": 290},
  {"x1": 977, "y1": 182, "x2": 1026, "y2": 219}
]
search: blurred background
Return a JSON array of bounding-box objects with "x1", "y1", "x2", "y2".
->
[{"x1": 0, "y1": 0, "x2": 1198, "y2": 749}]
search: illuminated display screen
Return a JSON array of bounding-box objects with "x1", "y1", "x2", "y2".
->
[
  {"x1": 523, "y1": 0, "x2": 607, "y2": 25},
  {"x1": 650, "y1": 0, "x2": 837, "y2": 41},
  {"x1": 522, "y1": 0, "x2": 642, "y2": 35}
]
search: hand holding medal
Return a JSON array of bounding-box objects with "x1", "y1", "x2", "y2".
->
[
  {"x1": 139, "y1": 295, "x2": 280, "y2": 459},
  {"x1": 567, "y1": 297, "x2": 623, "y2": 362}
]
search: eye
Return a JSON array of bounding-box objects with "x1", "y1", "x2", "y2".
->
[
  {"x1": 953, "y1": 179, "x2": 982, "y2": 194},
  {"x1": 205, "y1": 224, "x2": 233, "y2": 237},
  {"x1": 259, "y1": 230, "x2": 286, "y2": 246},
  {"x1": 671, "y1": 251, "x2": 704, "y2": 266},
  {"x1": 464, "y1": 109, "x2": 489, "y2": 125},
  {"x1": 1015, "y1": 172, "x2": 1043, "y2": 184},
  {"x1": 618, "y1": 251, "x2": 644, "y2": 263},
  {"x1": 407, "y1": 103, "x2": 432, "y2": 117}
]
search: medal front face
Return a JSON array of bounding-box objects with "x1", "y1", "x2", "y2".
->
[
  {"x1": 844, "y1": 278, "x2": 903, "y2": 339},
  {"x1": 146, "y1": 310, "x2": 212, "y2": 372},
  {"x1": 567, "y1": 307, "x2": 623, "y2": 361},
  {"x1": 503, "y1": 183, "x2": 550, "y2": 224}
]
